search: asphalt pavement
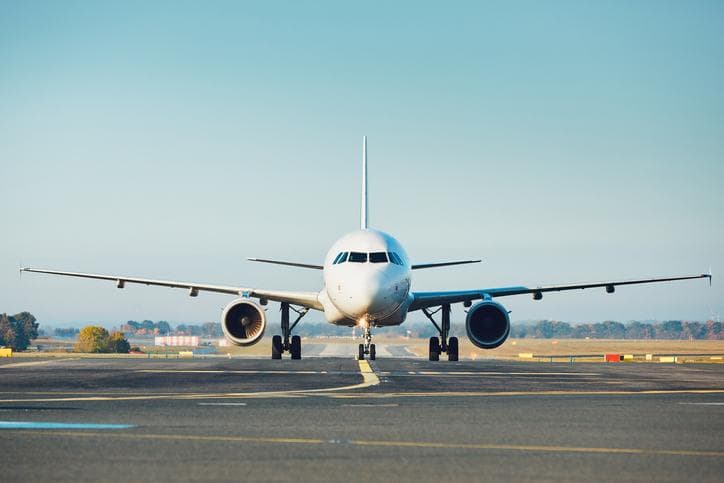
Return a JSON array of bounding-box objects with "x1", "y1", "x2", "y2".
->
[{"x1": 0, "y1": 354, "x2": 722, "y2": 482}]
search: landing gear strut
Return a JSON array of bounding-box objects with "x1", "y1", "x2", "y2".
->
[
  {"x1": 272, "y1": 302, "x2": 308, "y2": 360},
  {"x1": 422, "y1": 304, "x2": 458, "y2": 361},
  {"x1": 357, "y1": 325, "x2": 376, "y2": 361}
]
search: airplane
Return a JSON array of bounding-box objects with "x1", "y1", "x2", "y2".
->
[{"x1": 21, "y1": 137, "x2": 712, "y2": 361}]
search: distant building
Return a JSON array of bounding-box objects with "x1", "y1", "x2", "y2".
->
[{"x1": 154, "y1": 336, "x2": 200, "y2": 347}]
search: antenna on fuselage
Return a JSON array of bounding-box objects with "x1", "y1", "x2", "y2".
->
[{"x1": 361, "y1": 135, "x2": 368, "y2": 230}]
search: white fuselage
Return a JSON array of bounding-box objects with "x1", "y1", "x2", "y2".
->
[{"x1": 318, "y1": 229, "x2": 412, "y2": 327}]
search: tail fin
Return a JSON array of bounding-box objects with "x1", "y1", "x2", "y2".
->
[{"x1": 361, "y1": 136, "x2": 368, "y2": 230}]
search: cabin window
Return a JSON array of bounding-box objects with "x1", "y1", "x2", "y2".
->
[
  {"x1": 348, "y1": 252, "x2": 368, "y2": 263},
  {"x1": 369, "y1": 252, "x2": 388, "y2": 263}
]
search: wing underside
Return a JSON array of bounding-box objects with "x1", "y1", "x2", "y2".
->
[
  {"x1": 20, "y1": 267, "x2": 323, "y2": 311},
  {"x1": 409, "y1": 273, "x2": 712, "y2": 311}
]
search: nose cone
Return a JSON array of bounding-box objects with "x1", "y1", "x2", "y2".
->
[{"x1": 335, "y1": 269, "x2": 398, "y2": 320}]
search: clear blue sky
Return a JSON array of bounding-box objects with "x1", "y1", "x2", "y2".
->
[{"x1": 1, "y1": 1, "x2": 722, "y2": 327}]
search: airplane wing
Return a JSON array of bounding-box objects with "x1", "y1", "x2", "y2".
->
[
  {"x1": 20, "y1": 267, "x2": 323, "y2": 310},
  {"x1": 408, "y1": 272, "x2": 712, "y2": 312},
  {"x1": 411, "y1": 260, "x2": 481, "y2": 270},
  {"x1": 247, "y1": 258, "x2": 323, "y2": 270}
]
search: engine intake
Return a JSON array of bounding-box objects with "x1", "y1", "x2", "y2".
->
[
  {"x1": 465, "y1": 301, "x2": 510, "y2": 349},
  {"x1": 221, "y1": 299, "x2": 267, "y2": 346}
]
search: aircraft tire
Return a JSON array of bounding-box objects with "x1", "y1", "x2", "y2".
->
[
  {"x1": 448, "y1": 337, "x2": 459, "y2": 361},
  {"x1": 272, "y1": 335, "x2": 283, "y2": 359},
  {"x1": 369, "y1": 344, "x2": 376, "y2": 360},
  {"x1": 358, "y1": 344, "x2": 365, "y2": 360},
  {"x1": 429, "y1": 337, "x2": 440, "y2": 361},
  {"x1": 290, "y1": 335, "x2": 302, "y2": 360}
]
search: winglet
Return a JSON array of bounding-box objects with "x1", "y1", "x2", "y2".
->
[
  {"x1": 708, "y1": 267, "x2": 713, "y2": 286},
  {"x1": 361, "y1": 135, "x2": 368, "y2": 230}
]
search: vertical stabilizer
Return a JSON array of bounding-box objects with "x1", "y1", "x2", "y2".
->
[{"x1": 361, "y1": 136, "x2": 368, "y2": 230}]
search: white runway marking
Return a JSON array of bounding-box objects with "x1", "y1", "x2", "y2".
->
[
  {"x1": 341, "y1": 403, "x2": 399, "y2": 408},
  {"x1": 136, "y1": 370, "x2": 328, "y2": 375},
  {"x1": 387, "y1": 371, "x2": 601, "y2": 377},
  {"x1": 0, "y1": 358, "x2": 76, "y2": 369},
  {"x1": 198, "y1": 402, "x2": 247, "y2": 406},
  {"x1": 0, "y1": 421, "x2": 133, "y2": 430},
  {"x1": 317, "y1": 344, "x2": 416, "y2": 358},
  {"x1": 679, "y1": 402, "x2": 724, "y2": 406}
]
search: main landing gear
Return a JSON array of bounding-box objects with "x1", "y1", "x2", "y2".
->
[
  {"x1": 272, "y1": 302, "x2": 308, "y2": 360},
  {"x1": 357, "y1": 325, "x2": 376, "y2": 361},
  {"x1": 422, "y1": 304, "x2": 459, "y2": 362}
]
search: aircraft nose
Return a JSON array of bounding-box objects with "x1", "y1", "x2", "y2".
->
[{"x1": 360, "y1": 270, "x2": 395, "y2": 316}]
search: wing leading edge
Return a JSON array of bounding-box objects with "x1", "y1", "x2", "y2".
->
[
  {"x1": 409, "y1": 272, "x2": 712, "y2": 312},
  {"x1": 20, "y1": 267, "x2": 323, "y2": 311}
]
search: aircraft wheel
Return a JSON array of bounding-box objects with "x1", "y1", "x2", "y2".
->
[
  {"x1": 369, "y1": 344, "x2": 376, "y2": 361},
  {"x1": 448, "y1": 337, "x2": 459, "y2": 361},
  {"x1": 272, "y1": 335, "x2": 283, "y2": 359},
  {"x1": 429, "y1": 337, "x2": 440, "y2": 361},
  {"x1": 358, "y1": 344, "x2": 365, "y2": 360},
  {"x1": 290, "y1": 335, "x2": 302, "y2": 360}
]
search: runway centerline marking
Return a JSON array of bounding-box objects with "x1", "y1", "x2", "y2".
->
[{"x1": 8, "y1": 430, "x2": 723, "y2": 458}]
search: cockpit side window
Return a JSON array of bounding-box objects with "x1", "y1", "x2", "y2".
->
[
  {"x1": 333, "y1": 252, "x2": 349, "y2": 264},
  {"x1": 348, "y1": 252, "x2": 367, "y2": 263},
  {"x1": 369, "y1": 252, "x2": 388, "y2": 263},
  {"x1": 388, "y1": 252, "x2": 403, "y2": 265}
]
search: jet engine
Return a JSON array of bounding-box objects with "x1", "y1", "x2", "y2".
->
[
  {"x1": 465, "y1": 301, "x2": 510, "y2": 349},
  {"x1": 221, "y1": 299, "x2": 267, "y2": 346}
]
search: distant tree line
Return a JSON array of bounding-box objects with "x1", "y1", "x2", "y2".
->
[
  {"x1": 120, "y1": 320, "x2": 222, "y2": 338},
  {"x1": 291, "y1": 319, "x2": 722, "y2": 340},
  {"x1": 75, "y1": 326, "x2": 130, "y2": 353},
  {"x1": 54, "y1": 327, "x2": 80, "y2": 338},
  {"x1": 510, "y1": 320, "x2": 722, "y2": 340},
  {"x1": 0, "y1": 312, "x2": 39, "y2": 350},
  {"x1": 42, "y1": 318, "x2": 724, "y2": 342}
]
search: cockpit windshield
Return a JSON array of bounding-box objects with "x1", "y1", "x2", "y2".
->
[
  {"x1": 332, "y1": 251, "x2": 402, "y2": 265},
  {"x1": 369, "y1": 252, "x2": 388, "y2": 263},
  {"x1": 348, "y1": 252, "x2": 368, "y2": 263}
]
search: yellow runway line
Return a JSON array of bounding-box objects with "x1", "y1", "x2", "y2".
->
[
  {"x1": 0, "y1": 360, "x2": 381, "y2": 403},
  {"x1": 7, "y1": 430, "x2": 723, "y2": 458}
]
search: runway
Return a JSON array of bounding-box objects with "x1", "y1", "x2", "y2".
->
[{"x1": 1, "y1": 356, "x2": 722, "y2": 482}]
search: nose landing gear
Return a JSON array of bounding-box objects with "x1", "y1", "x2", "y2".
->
[
  {"x1": 422, "y1": 304, "x2": 459, "y2": 361},
  {"x1": 272, "y1": 302, "x2": 308, "y2": 360},
  {"x1": 357, "y1": 325, "x2": 376, "y2": 361}
]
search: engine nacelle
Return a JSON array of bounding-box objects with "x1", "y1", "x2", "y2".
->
[
  {"x1": 221, "y1": 298, "x2": 267, "y2": 346},
  {"x1": 465, "y1": 301, "x2": 510, "y2": 349}
]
